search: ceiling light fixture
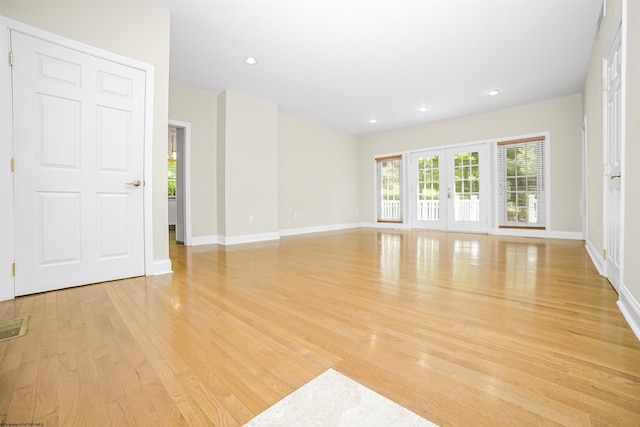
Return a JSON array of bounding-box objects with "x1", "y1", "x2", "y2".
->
[
  {"x1": 488, "y1": 89, "x2": 501, "y2": 96},
  {"x1": 168, "y1": 127, "x2": 177, "y2": 162},
  {"x1": 369, "y1": 118, "x2": 377, "y2": 124},
  {"x1": 418, "y1": 106, "x2": 430, "y2": 112},
  {"x1": 244, "y1": 56, "x2": 257, "y2": 65}
]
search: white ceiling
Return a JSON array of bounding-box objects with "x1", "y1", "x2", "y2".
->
[{"x1": 150, "y1": 0, "x2": 603, "y2": 135}]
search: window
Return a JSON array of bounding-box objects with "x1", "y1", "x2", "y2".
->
[
  {"x1": 376, "y1": 155, "x2": 403, "y2": 222},
  {"x1": 168, "y1": 126, "x2": 177, "y2": 198},
  {"x1": 453, "y1": 151, "x2": 480, "y2": 222},
  {"x1": 168, "y1": 159, "x2": 176, "y2": 198},
  {"x1": 416, "y1": 155, "x2": 440, "y2": 221},
  {"x1": 497, "y1": 136, "x2": 547, "y2": 229}
]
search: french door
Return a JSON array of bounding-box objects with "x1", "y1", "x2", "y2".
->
[{"x1": 410, "y1": 144, "x2": 488, "y2": 232}]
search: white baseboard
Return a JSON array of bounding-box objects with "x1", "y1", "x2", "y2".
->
[
  {"x1": 491, "y1": 228, "x2": 584, "y2": 240},
  {"x1": 359, "y1": 223, "x2": 583, "y2": 238},
  {"x1": 361, "y1": 222, "x2": 411, "y2": 230},
  {"x1": 585, "y1": 238, "x2": 605, "y2": 276},
  {"x1": 618, "y1": 284, "x2": 640, "y2": 341},
  {"x1": 150, "y1": 259, "x2": 173, "y2": 276},
  {"x1": 186, "y1": 226, "x2": 584, "y2": 247},
  {"x1": 190, "y1": 226, "x2": 363, "y2": 245},
  {"x1": 221, "y1": 232, "x2": 280, "y2": 245},
  {"x1": 189, "y1": 235, "x2": 221, "y2": 246},
  {"x1": 279, "y1": 222, "x2": 362, "y2": 237}
]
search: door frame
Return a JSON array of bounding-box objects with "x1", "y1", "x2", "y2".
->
[
  {"x1": 168, "y1": 120, "x2": 192, "y2": 245},
  {"x1": 444, "y1": 143, "x2": 490, "y2": 233},
  {"x1": 602, "y1": 17, "x2": 626, "y2": 292},
  {"x1": 582, "y1": 116, "x2": 588, "y2": 241},
  {"x1": 409, "y1": 148, "x2": 447, "y2": 230},
  {"x1": 0, "y1": 16, "x2": 155, "y2": 301},
  {"x1": 407, "y1": 141, "x2": 491, "y2": 233}
]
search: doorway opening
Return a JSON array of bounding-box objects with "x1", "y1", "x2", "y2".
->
[{"x1": 168, "y1": 120, "x2": 192, "y2": 246}]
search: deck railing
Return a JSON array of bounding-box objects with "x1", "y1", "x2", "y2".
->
[
  {"x1": 380, "y1": 200, "x2": 401, "y2": 219},
  {"x1": 381, "y1": 195, "x2": 537, "y2": 224},
  {"x1": 381, "y1": 196, "x2": 480, "y2": 222}
]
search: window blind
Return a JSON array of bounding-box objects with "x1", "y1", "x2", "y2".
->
[{"x1": 497, "y1": 136, "x2": 546, "y2": 229}]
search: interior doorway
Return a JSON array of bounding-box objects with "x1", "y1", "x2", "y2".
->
[{"x1": 168, "y1": 120, "x2": 192, "y2": 246}]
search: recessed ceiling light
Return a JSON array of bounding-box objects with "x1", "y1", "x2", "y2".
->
[
  {"x1": 369, "y1": 118, "x2": 377, "y2": 124},
  {"x1": 418, "y1": 106, "x2": 430, "y2": 112},
  {"x1": 244, "y1": 56, "x2": 257, "y2": 65},
  {"x1": 488, "y1": 89, "x2": 501, "y2": 96}
]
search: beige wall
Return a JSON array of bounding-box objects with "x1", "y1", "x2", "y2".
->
[
  {"x1": 218, "y1": 90, "x2": 279, "y2": 239},
  {"x1": 359, "y1": 94, "x2": 584, "y2": 233},
  {"x1": 168, "y1": 83, "x2": 218, "y2": 238},
  {"x1": 0, "y1": 0, "x2": 171, "y2": 261},
  {"x1": 278, "y1": 114, "x2": 360, "y2": 230},
  {"x1": 169, "y1": 91, "x2": 361, "y2": 239}
]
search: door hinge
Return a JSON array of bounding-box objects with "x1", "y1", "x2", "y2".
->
[
  {"x1": 9, "y1": 51, "x2": 13, "y2": 66},
  {"x1": 603, "y1": 249, "x2": 607, "y2": 260},
  {"x1": 603, "y1": 78, "x2": 608, "y2": 91},
  {"x1": 12, "y1": 263, "x2": 16, "y2": 276},
  {"x1": 11, "y1": 157, "x2": 15, "y2": 172}
]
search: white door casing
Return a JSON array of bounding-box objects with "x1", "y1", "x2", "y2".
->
[
  {"x1": 603, "y1": 24, "x2": 624, "y2": 292},
  {"x1": 10, "y1": 30, "x2": 147, "y2": 296}
]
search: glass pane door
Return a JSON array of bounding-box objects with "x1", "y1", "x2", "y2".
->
[
  {"x1": 410, "y1": 144, "x2": 488, "y2": 232},
  {"x1": 410, "y1": 150, "x2": 446, "y2": 229},
  {"x1": 447, "y1": 144, "x2": 488, "y2": 232}
]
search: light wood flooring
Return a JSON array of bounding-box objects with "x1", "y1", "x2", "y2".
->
[{"x1": 1, "y1": 228, "x2": 639, "y2": 426}]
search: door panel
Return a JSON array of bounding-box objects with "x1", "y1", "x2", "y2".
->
[
  {"x1": 38, "y1": 94, "x2": 80, "y2": 168},
  {"x1": 411, "y1": 144, "x2": 488, "y2": 232},
  {"x1": 12, "y1": 31, "x2": 145, "y2": 296},
  {"x1": 410, "y1": 150, "x2": 446, "y2": 229},
  {"x1": 97, "y1": 106, "x2": 132, "y2": 171},
  {"x1": 39, "y1": 192, "x2": 81, "y2": 264},
  {"x1": 604, "y1": 26, "x2": 623, "y2": 292},
  {"x1": 448, "y1": 146, "x2": 487, "y2": 232},
  {"x1": 97, "y1": 193, "x2": 133, "y2": 258}
]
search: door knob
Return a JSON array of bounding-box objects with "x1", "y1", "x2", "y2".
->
[{"x1": 125, "y1": 180, "x2": 141, "y2": 187}]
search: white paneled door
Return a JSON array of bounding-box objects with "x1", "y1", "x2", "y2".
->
[
  {"x1": 410, "y1": 144, "x2": 488, "y2": 233},
  {"x1": 604, "y1": 25, "x2": 623, "y2": 292},
  {"x1": 12, "y1": 31, "x2": 146, "y2": 296}
]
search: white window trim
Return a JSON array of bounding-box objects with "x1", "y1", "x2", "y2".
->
[
  {"x1": 374, "y1": 154, "x2": 405, "y2": 223},
  {"x1": 492, "y1": 132, "x2": 551, "y2": 237}
]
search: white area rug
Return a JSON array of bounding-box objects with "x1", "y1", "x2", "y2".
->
[{"x1": 243, "y1": 369, "x2": 439, "y2": 427}]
